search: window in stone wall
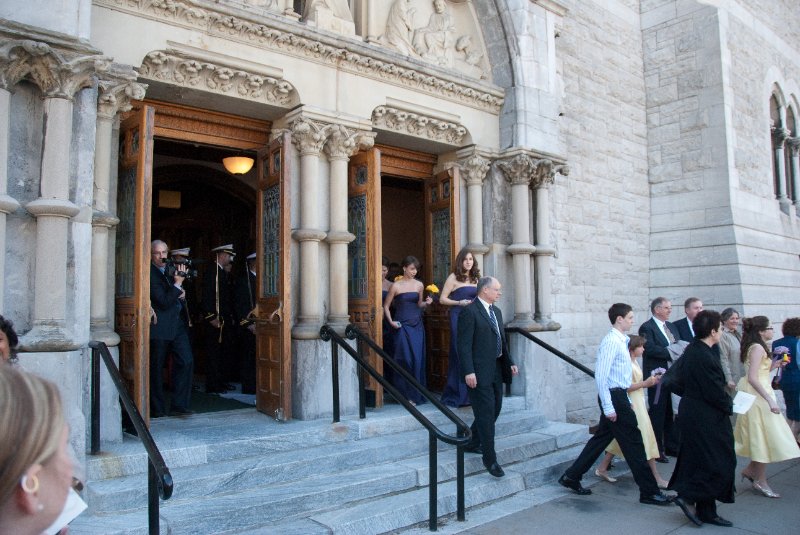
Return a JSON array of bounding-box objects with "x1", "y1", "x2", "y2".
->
[
  {"x1": 770, "y1": 94, "x2": 782, "y2": 198},
  {"x1": 786, "y1": 107, "x2": 796, "y2": 203}
]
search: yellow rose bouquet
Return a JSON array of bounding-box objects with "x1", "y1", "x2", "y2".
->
[{"x1": 425, "y1": 283, "x2": 440, "y2": 301}]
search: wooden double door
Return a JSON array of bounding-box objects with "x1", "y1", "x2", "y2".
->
[
  {"x1": 347, "y1": 147, "x2": 461, "y2": 406},
  {"x1": 114, "y1": 102, "x2": 292, "y2": 423}
]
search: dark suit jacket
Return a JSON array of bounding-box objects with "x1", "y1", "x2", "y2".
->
[
  {"x1": 673, "y1": 317, "x2": 694, "y2": 342},
  {"x1": 456, "y1": 300, "x2": 515, "y2": 385},
  {"x1": 150, "y1": 264, "x2": 185, "y2": 341},
  {"x1": 202, "y1": 263, "x2": 233, "y2": 322},
  {"x1": 639, "y1": 317, "x2": 680, "y2": 378}
]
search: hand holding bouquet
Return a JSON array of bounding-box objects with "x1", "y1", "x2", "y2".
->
[
  {"x1": 425, "y1": 284, "x2": 440, "y2": 302},
  {"x1": 651, "y1": 367, "x2": 667, "y2": 403}
]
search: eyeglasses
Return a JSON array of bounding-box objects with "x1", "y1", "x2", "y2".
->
[{"x1": 765, "y1": 327, "x2": 774, "y2": 331}]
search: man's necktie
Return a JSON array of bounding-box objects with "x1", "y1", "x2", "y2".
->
[
  {"x1": 665, "y1": 325, "x2": 675, "y2": 344},
  {"x1": 489, "y1": 305, "x2": 502, "y2": 356}
]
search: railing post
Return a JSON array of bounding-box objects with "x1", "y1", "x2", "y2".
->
[
  {"x1": 357, "y1": 341, "x2": 366, "y2": 419},
  {"x1": 457, "y1": 446, "x2": 465, "y2": 521},
  {"x1": 332, "y1": 341, "x2": 340, "y2": 424},
  {"x1": 90, "y1": 346, "x2": 100, "y2": 455},
  {"x1": 148, "y1": 460, "x2": 160, "y2": 534},
  {"x1": 429, "y1": 431, "x2": 437, "y2": 531}
]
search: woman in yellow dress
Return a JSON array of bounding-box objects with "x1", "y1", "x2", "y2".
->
[
  {"x1": 735, "y1": 316, "x2": 800, "y2": 498},
  {"x1": 595, "y1": 335, "x2": 669, "y2": 488}
]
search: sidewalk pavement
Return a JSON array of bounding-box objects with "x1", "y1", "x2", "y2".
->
[{"x1": 403, "y1": 456, "x2": 800, "y2": 535}]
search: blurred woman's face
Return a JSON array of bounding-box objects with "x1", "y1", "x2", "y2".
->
[
  {"x1": 760, "y1": 326, "x2": 774, "y2": 342},
  {"x1": 461, "y1": 253, "x2": 474, "y2": 272},
  {"x1": 382, "y1": 265, "x2": 388, "y2": 279},
  {"x1": 0, "y1": 330, "x2": 10, "y2": 362},
  {"x1": 724, "y1": 314, "x2": 740, "y2": 331},
  {"x1": 630, "y1": 346, "x2": 644, "y2": 359},
  {"x1": 37, "y1": 427, "x2": 74, "y2": 530}
]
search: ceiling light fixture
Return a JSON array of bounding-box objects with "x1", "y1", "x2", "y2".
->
[{"x1": 222, "y1": 156, "x2": 255, "y2": 175}]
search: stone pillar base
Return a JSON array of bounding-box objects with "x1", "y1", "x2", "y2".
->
[
  {"x1": 292, "y1": 338, "x2": 358, "y2": 420},
  {"x1": 292, "y1": 321, "x2": 324, "y2": 340},
  {"x1": 89, "y1": 322, "x2": 121, "y2": 346},
  {"x1": 19, "y1": 325, "x2": 80, "y2": 352}
]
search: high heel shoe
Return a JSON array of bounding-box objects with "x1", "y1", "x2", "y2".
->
[
  {"x1": 594, "y1": 469, "x2": 617, "y2": 483},
  {"x1": 740, "y1": 472, "x2": 754, "y2": 484},
  {"x1": 752, "y1": 481, "x2": 781, "y2": 498}
]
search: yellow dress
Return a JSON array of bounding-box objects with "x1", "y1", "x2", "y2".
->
[
  {"x1": 734, "y1": 346, "x2": 800, "y2": 463},
  {"x1": 607, "y1": 361, "x2": 660, "y2": 460}
]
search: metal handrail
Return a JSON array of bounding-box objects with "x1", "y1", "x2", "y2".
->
[
  {"x1": 319, "y1": 324, "x2": 470, "y2": 532},
  {"x1": 505, "y1": 327, "x2": 595, "y2": 378},
  {"x1": 89, "y1": 341, "x2": 173, "y2": 535}
]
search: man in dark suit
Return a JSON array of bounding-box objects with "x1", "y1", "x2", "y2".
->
[
  {"x1": 457, "y1": 276, "x2": 518, "y2": 477},
  {"x1": 639, "y1": 297, "x2": 680, "y2": 460},
  {"x1": 202, "y1": 244, "x2": 236, "y2": 393},
  {"x1": 235, "y1": 253, "x2": 258, "y2": 395},
  {"x1": 674, "y1": 297, "x2": 703, "y2": 342},
  {"x1": 150, "y1": 240, "x2": 194, "y2": 417}
]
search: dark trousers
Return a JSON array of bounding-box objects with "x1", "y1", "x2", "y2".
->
[
  {"x1": 150, "y1": 327, "x2": 193, "y2": 414},
  {"x1": 695, "y1": 499, "x2": 719, "y2": 520},
  {"x1": 466, "y1": 359, "x2": 504, "y2": 467},
  {"x1": 565, "y1": 389, "x2": 660, "y2": 496},
  {"x1": 239, "y1": 326, "x2": 256, "y2": 394},
  {"x1": 647, "y1": 385, "x2": 678, "y2": 454},
  {"x1": 205, "y1": 321, "x2": 232, "y2": 391}
]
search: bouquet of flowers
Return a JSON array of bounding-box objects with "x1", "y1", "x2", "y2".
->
[
  {"x1": 651, "y1": 367, "x2": 666, "y2": 404},
  {"x1": 394, "y1": 275, "x2": 403, "y2": 282},
  {"x1": 425, "y1": 283, "x2": 440, "y2": 301},
  {"x1": 772, "y1": 346, "x2": 791, "y2": 389}
]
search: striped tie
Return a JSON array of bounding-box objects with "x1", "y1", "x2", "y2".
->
[{"x1": 489, "y1": 305, "x2": 502, "y2": 357}]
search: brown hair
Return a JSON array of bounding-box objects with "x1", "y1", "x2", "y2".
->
[
  {"x1": 628, "y1": 335, "x2": 646, "y2": 352},
  {"x1": 452, "y1": 247, "x2": 481, "y2": 283},
  {"x1": 740, "y1": 316, "x2": 770, "y2": 363},
  {"x1": 0, "y1": 366, "x2": 65, "y2": 507},
  {"x1": 781, "y1": 317, "x2": 800, "y2": 337}
]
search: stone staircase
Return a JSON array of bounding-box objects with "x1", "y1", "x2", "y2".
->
[{"x1": 69, "y1": 397, "x2": 587, "y2": 534}]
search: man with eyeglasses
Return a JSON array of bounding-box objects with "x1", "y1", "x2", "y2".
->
[{"x1": 639, "y1": 297, "x2": 681, "y2": 461}]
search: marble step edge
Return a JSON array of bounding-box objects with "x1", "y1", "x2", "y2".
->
[
  {"x1": 69, "y1": 463, "x2": 419, "y2": 535},
  {"x1": 84, "y1": 419, "x2": 574, "y2": 513},
  {"x1": 86, "y1": 407, "x2": 547, "y2": 481}
]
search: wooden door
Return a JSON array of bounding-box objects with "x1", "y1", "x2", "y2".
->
[
  {"x1": 424, "y1": 167, "x2": 461, "y2": 392},
  {"x1": 348, "y1": 148, "x2": 384, "y2": 406},
  {"x1": 255, "y1": 132, "x2": 292, "y2": 420},
  {"x1": 114, "y1": 105, "x2": 155, "y2": 419}
]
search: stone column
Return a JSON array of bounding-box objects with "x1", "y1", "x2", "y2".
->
[
  {"x1": 290, "y1": 118, "x2": 329, "y2": 339},
  {"x1": 497, "y1": 154, "x2": 537, "y2": 328},
  {"x1": 0, "y1": 86, "x2": 21, "y2": 312},
  {"x1": 532, "y1": 162, "x2": 567, "y2": 330},
  {"x1": 788, "y1": 137, "x2": 800, "y2": 216},
  {"x1": 91, "y1": 72, "x2": 146, "y2": 345},
  {"x1": 772, "y1": 127, "x2": 791, "y2": 214},
  {"x1": 458, "y1": 150, "x2": 491, "y2": 269},
  {"x1": 323, "y1": 125, "x2": 375, "y2": 330}
]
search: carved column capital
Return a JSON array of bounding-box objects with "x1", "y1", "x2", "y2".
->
[
  {"x1": 97, "y1": 66, "x2": 147, "y2": 119},
  {"x1": 497, "y1": 154, "x2": 538, "y2": 186},
  {"x1": 459, "y1": 152, "x2": 491, "y2": 186},
  {"x1": 323, "y1": 124, "x2": 375, "y2": 161},
  {"x1": 0, "y1": 39, "x2": 110, "y2": 98},
  {"x1": 290, "y1": 118, "x2": 328, "y2": 155},
  {"x1": 772, "y1": 127, "x2": 791, "y2": 145},
  {"x1": 787, "y1": 137, "x2": 800, "y2": 155}
]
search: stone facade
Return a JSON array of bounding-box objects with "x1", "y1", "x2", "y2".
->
[{"x1": 1, "y1": 1, "x2": 799, "y2": 459}]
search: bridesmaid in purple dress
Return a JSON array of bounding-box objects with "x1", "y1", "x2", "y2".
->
[
  {"x1": 383, "y1": 256, "x2": 433, "y2": 405},
  {"x1": 439, "y1": 248, "x2": 480, "y2": 407}
]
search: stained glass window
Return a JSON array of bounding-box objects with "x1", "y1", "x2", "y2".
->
[
  {"x1": 262, "y1": 185, "x2": 280, "y2": 297},
  {"x1": 348, "y1": 194, "x2": 367, "y2": 298},
  {"x1": 115, "y1": 166, "x2": 136, "y2": 297},
  {"x1": 431, "y1": 208, "x2": 450, "y2": 288}
]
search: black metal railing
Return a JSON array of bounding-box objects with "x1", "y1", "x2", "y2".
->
[
  {"x1": 320, "y1": 324, "x2": 471, "y2": 532},
  {"x1": 505, "y1": 327, "x2": 595, "y2": 378},
  {"x1": 89, "y1": 341, "x2": 173, "y2": 535}
]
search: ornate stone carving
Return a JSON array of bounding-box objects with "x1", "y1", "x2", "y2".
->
[
  {"x1": 290, "y1": 118, "x2": 328, "y2": 155},
  {"x1": 93, "y1": 0, "x2": 503, "y2": 113},
  {"x1": 382, "y1": 0, "x2": 418, "y2": 57},
  {"x1": 303, "y1": 0, "x2": 355, "y2": 36},
  {"x1": 458, "y1": 152, "x2": 491, "y2": 186},
  {"x1": 97, "y1": 65, "x2": 148, "y2": 119},
  {"x1": 413, "y1": 0, "x2": 455, "y2": 67},
  {"x1": 372, "y1": 106, "x2": 467, "y2": 145},
  {"x1": 324, "y1": 125, "x2": 376, "y2": 160},
  {"x1": 787, "y1": 137, "x2": 800, "y2": 155},
  {"x1": 140, "y1": 50, "x2": 296, "y2": 107},
  {"x1": 0, "y1": 40, "x2": 110, "y2": 98},
  {"x1": 498, "y1": 153, "x2": 569, "y2": 188},
  {"x1": 772, "y1": 127, "x2": 790, "y2": 145}
]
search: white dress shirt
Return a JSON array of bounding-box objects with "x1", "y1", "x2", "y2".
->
[{"x1": 595, "y1": 327, "x2": 632, "y2": 416}]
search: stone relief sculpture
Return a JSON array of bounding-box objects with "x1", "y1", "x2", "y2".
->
[
  {"x1": 304, "y1": 0, "x2": 355, "y2": 36},
  {"x1": 413, "y1": 0, "x2": 455, "y2": 67},
  {"x1": 383, "y1": 0, "x2": 418, "y2": 57}
]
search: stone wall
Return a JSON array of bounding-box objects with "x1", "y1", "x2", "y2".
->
[{"x1": 552, "y1": 0, "x2": 650, "y2": 423}]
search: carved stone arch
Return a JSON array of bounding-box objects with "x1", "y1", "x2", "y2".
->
[{"x1": 138, "y1": 48, "x2": 300, "y2": 115}]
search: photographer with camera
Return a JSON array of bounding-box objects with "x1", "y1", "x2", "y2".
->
[
  {"x1": 168, "y1": 247, "x2": 197, "y2": 328},
  {"x1": 149, "y1": 240, "x2": 194, "y2": 417},
  {"x1": 202, "y1": 244, "x2": 236, "y2": 394}
]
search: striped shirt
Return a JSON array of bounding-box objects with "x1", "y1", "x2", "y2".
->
[{"x1": 595, "y1": 327, "x2": 632, "y2": 416}]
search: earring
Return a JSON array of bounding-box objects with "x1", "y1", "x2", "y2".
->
[
  {"x1": 36, "y1": 503, "x2": 44, "y2": 512},
  {"x1": 20, "y1": 474, "x2": 40, "y2": 494}
]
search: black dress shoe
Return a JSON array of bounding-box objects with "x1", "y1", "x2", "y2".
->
[
  {"x1": 558, "y1": 474, "x2": 591, "y2": 495},
  {"x1": 639, "y1": 493, "x2": 672, "y2": 506},
  {"x1": 486, "y1": 462, "x2": 505, "y2": 477},
  {"x1": 170, "y1": 407, "x2": 195, "y2": 417},
  {"x1": 672, "y1": 496, "x2": 702, "y2": 526},
  {"x1": 699, "y1": 515, "x2": 732, "y2": 527},
  {"x1": 463, "y1": 444, "x2": 483, "y2": 454},
  {"x1": 655, "y1": 455, "x2": 670, "y2": 464}
]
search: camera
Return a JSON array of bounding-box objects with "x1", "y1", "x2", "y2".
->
[{"x1": 165, "y1": 258, "x2": 198, "y2": 280}]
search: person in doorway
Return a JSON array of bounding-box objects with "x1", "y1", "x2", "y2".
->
[
  {"x1": 0, "y1": 314, "x2": 19, "y2": 365},
  {"x1": 735, "y1": 316, "x2": 800, "y2": 498},
  {"x1": 381, "y1": 258, "x2": 395, "y2": 368},
  {"x1": 235, "y1": 253, "x2": 258, "y2": 395},
  {"x1": 169, "y1": 247, "x2": 195, "y2": 330},
  {"x1": 439, "y1": 248, "x2": 480, "y2": 408},
  {"x1": 202, "y1": 244, "x2": 236, "y2": 394},
  {"x1": 674, "y1": 297, "x2": 703, "y2": 342},
  {"x1": 559, "y1": 303, "x2": 670, "y2": 506},
  {"x1": 594, "y1": 335, "x2": 669, "y2": 489},
  {"x1": 458, "y1": 276, "x2": 518, "y2": 478},
  {"x1": 383, "y1": 255, "x2": 432, "y2": 406},
  {"x1": 149, "y1": 240, "x2": 194, "y2": 417}
]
